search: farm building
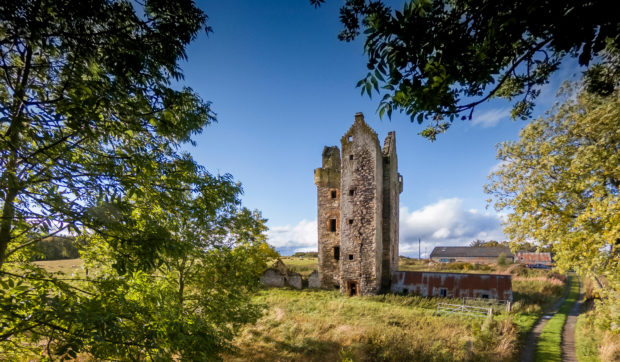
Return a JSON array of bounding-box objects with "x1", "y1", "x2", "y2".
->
[
  {"x1": 515, "y1": 252, "x2": 553, "y2": 268},
  {"x1": 391, "y1": 271, "x2": 513, "y2": 301},
  {"x1": 429, "y1": 246, "x2": 514, "y2": 264}
]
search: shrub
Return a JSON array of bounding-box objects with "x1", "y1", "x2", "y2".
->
[{"x1": 497, "y1": 253, "x2": 508, "y2": 266}]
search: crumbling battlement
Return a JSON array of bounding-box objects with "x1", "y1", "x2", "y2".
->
[{"x1": 315, "y1": 113, "x2": 402, "y2": 295}]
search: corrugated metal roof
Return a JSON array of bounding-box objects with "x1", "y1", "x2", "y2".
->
[
  {"x1": 516, "y1": 252, "x2": 552, "y2": 263},
  {"x1": 430, "y1": 246, "x2": 513, "y2": 258}
]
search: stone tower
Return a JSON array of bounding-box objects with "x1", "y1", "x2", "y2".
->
[
  {"x1": 314, "y1": 112, "x2": 403, "y2": 295},
  {"x1": 313, "y1": 146, "x2": 341, "y2": 289}
]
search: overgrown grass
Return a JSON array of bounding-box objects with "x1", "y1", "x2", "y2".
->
[
  {"x1": 512, "y1": 275, "x2": 565, "y2": 308},
  {"x1": 510, "y1": 273, "x2": 567, "y2": 349},
  {"x1": 575, "y1": 302, "x2": 602, "y2": 362},
  {"x1": 34, "y1": 258, "x2": 570, "y2": 361},
  {"x1": 576, "y1": 297, "x2": 620, "y2": 362},
  {"x1": 226, "y1": 289, "x2": 519, "y2": 361},
  {"x1": 535, "y1": 274, "x2": 580, "y2": 362}
]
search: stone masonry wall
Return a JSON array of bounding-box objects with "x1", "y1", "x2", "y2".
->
[
  {"x1": 316, "y1": 112, "x2": 400, "y2": 296},
  {"x1": 381, "y1": 132, "x2": 401, "y2": 290},
  {"x1": 339, "y1": 114, "x2": 383, "y2": 295},
  {"x1": 314, "y1": 146, "x2": 341, "y2": 288}
]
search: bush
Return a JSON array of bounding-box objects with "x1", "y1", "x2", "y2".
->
[{"x1": 497, "y1": 253, "x2": 508, "y2": 266}]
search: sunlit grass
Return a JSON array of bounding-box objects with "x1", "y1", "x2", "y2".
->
[
  {"x1": 535, "y1": 274, "x2": 580, "y2": 362},
  {"x1": 32, "y1": 257, "x2": 569, "y2": 360},
  {"x1": 226, "y1": 288, "x2": 517, "y2": 361},
  {"x1": 32, "y1": 258, "x2": 84, "y2": 275},
  {"x1": 576, "y1": 306, "x2": 603, "y2": 362}
]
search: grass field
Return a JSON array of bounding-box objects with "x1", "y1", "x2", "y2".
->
[
  {"x1": 32, "y1": 257, "x2": 567, "y2": 361},
  {"x1": 225, "y1": 289, "x2": 518, "y2": 361},
  {"x1": 32, "y1": 258, "x2": 84, "y2": 275},
  {"x1": 225, "y1": 258, "x2": 566, "y2": 361},
  {"x1": 576, "y1": 303, "x2": 603, "y2": 362}
]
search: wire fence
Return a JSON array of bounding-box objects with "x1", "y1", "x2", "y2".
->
[
  {"x1": 436, "y1": 303, "x2": 493, "y2": 318},
  {"x1": 459, "y1": 297, "x2": 511, "y2": 311}
]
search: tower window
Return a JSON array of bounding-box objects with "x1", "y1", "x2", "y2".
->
[
  {"x1": 348, "y1": 219, "x2": 353, "y2": 225},
  {"x1": 348, "y1": 189, "x2": 355, "y2": 196},
  {"x1": 329, "y1": 219, "x2": 336, "y2": 232},
  {"x1": 330, "y1": 190, "x2": 337, "y2": 198},
  {"x1": 333, "y1": 246, "x2": 340, "y2": 260},
  {"x1": 349, "y1": 154, "x2": 354, "y2": 160},
  {"x1": 348, "y1": 136, "x2": 353, "y2": 142},
  {"x1": 348, "y1": 254, "x2": 354, "y2": 260}
]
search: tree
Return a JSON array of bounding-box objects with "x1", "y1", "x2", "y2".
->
[
  {"x1": 0, "y1": 0, "x2": 275, "y2": 359},
  {"x1": 485, "y1": 80, "x2": 619, "y2": 312},
  {"x1": 1, "y1": 191, "x2": 276, "y2": 360},
  {"x1": 311, "y1": 0, "x2": 620, "y2": 140},
  {"x1": 0, "y1": 0, "x2": 213, "y2": 269},
  {"x1": 469, "y1": 239, "x2": 506, "y2": 248}
]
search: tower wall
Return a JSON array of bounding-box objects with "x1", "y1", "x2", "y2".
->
[
  {"x1": 381, "y1": 132, "x2": 402, "y2": 290},
  {"x1": 339, "y1": 113, "x2": 383, "y2": 295},
  {"x1": 314, "y1": 146, "x2": 341, "y2": 288},
  {"x1": 315, "y1": 112, "x2": 401, "y2": 296}
]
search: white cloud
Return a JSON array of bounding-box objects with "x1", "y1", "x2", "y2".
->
[
  {"x1": 489, "y1": 160, "x2": 509, "y2": 174},
  {"x1": 267, "y1": 219, "x2": 317, "y2": 254},
  {"x1": 267, "y1": 198, "x2": 506, "y2": 256},
  {"x1": 399, "y1": 198, "x2": 506, "y2": 257},
  {"x1": 471, "y1": 108, "x2": 511, "y2": 128}
]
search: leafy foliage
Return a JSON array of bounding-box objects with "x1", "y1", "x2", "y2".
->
[
  {"x1": 0, "y1": 0, "x2": 213, "y2": 269},
  {"x1": 313, "y1": 0, "x2": 620, "y2": 139},
  {"x1": 485, "y1": 79, "x2": 619, "y2": 329},
  {"x1": 497, "y1": 253, "x2": 508, "y2": 267},
  {"x1": 0, "y1": 0, "x2": 276, "y2": 359},
  {"x1": 469, "y1": 239, "x2": 507, "y2": 248}
]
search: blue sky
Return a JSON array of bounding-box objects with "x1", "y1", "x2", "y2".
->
[{"x1": 179, "y1": 1, "x2": 584, "y2": 256}]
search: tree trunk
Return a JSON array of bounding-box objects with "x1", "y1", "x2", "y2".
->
[{"x1": 0, "y1": 43, "x2": 33, "y2": 269}]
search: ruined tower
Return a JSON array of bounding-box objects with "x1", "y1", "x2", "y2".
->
[
  {"x1": 314, "y1": 112, "x2": 403, "y2": 295},
  {"x1": 314, "y1": 146, "x2": 341, "y2": 289}
]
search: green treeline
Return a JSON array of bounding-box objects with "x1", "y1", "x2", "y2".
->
[{"x1": 31, "y1": 237, "x2": 80, "y2": 261}]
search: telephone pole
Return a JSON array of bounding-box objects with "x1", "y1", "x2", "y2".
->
[{"x1": 418, "y1": 238, "x2": 421, "y2": 260}]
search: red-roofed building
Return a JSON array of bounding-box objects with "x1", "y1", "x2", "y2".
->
[{"x1": 515, "y1": 252, "x2": 553, "y2": 268}]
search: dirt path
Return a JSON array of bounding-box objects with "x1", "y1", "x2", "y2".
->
[
  {"x1": 561, "y1": 280, "x2": 583, "y2": 362},
  {"x1": 519, "y1": 276, "x2": 572, "y2": 362}
]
